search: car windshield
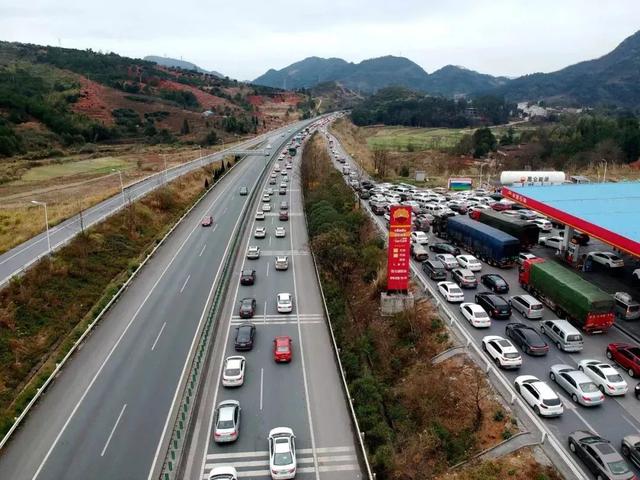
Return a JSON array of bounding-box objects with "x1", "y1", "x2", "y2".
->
[
  {"x1": 606, "y1": 374, "x2": 624, "y2": 383},
  {"x1": 475, "y1": 311, "x2": 489, "y2": 318},
  {"x1": 542, "y1": 397, "x2": 561, "y2": 407},
  {"x1": 450, "y1": 287, "x2": 462, "y2": 295},
  {"x1": 504, "y1": 352, "x2": 520, "y2": 359},
  {"x1": 579, "y1": 382, "x2": 598, "y2": 393},
  {"x1": 531, "y1": 304, "x2": 543, "y2": 310},
  {"x1": 276, "y1": 345, "x2": 289, "y2": 352},
  {"x1": 607, "y1": 460, "x2": 630, "y2": 475},
  {"x1": 218, "y1": 419, "x2": 234, "y2": 429},
  {"x1": 225, "y1": 368, "x2": 241, "y2": 376},
  {"x1": 274, "y1": 452, "x2": 293, "y2": 466}
]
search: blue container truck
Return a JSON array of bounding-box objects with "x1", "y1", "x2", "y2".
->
[{"x1": 446, "y1": 216, "x2": 519, "y2": 267}]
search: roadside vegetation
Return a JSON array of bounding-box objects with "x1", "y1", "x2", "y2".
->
[
  {"x1": 0, "y1": 160, "x2": 229, "y2": 437},
  {"x1": 301, "y1": 133, "x2": 527, "y2": 478}
]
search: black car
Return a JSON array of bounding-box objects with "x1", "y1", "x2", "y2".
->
[
  {"x1": 475, "y1": 292, "x2": 512, "y2": 319},
  {"x1": 279, "y1": 188, "x2": 287, "y2": 195},
  {"x1": 422, "y1": 260, "x2": 447, "y2": 280},
  {"x1": 480, "y1": 274, "x2": 509, "y2": 293},
  {"x1": 238, "y1": 297, "x2": 257, "y2": 318},
  {"x1": 569, "y1": 431, "x2": 634, "y2": 480},
  {"x1": 505, "y1": 323, "x2": 549, "y2": 356},
  {"x1": 361, "y1": 181, "x2": 374, "y2": 190},
  {"x1": 240, "y1": 269, "x2": 256, "y2": 286},
  {"x1": 234, "y1": 322, "x2": 256, "y2": 351},
  {"x1": 239, "y1": 186, "x2": 248, "y2": 196},
  {"x1": 358, "y1": 190, "x2": 371, "y2": 200},
  {"x1": 429, "y1": 242, "x2": 461, "y2": 256}
]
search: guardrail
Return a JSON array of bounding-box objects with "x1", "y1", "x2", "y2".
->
[
  {"x1": 298, "y1": 135, "x2": 374, "y2": 480},
  {"x1": 0, "y1": 145, "x2": 250, "y2": 452}
]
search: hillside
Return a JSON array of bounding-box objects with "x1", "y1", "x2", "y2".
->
[
  {"x1": 309, "y1": 82, "x2": 363, "y2": 112},
  {"x1": 144, "y1": 55, "x2": 224, "y2": 78},
  {"x1": 253, "y1": 56, "x2": 506, "y2": 96},
  {"x1": 493, "y1": 30, "x2": 640, "y2": 107}
]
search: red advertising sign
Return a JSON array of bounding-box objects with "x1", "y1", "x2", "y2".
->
[{"x1": 387, "y1": 205, "x2": 412, "y2": 291}]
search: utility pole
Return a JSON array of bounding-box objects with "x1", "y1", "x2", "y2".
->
[
  {"x1": 31, "y1": 200, "x2": 51, "y2": 255},
  {"x1": 601, "y1": 158, "x2": 608, "y2": 183},
  {"x1": 478, "y1": 163, "x2": 487, "y2": 188},
  {"x1": 112, "y1": 169, "x2": 125, "y2": 206},
  {"x1": 77, "y1": 199, "x2": 85, "y2": 234}
]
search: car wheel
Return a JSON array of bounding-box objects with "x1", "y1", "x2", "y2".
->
[
  {"x1": 515, "y1": 383, "x2": 521, "y2": 393},
  {"x1": 598, "y1": 385, "x2": 604, "y2": 394},
  {"x1": 556, "y1": 342, "x2": 562, "y2": 351},
  {"x1": 578, "y1": 365, "x2": 584, "y2": 371},
  {"x1": 569, "y1": 440, "x2": 576, "y2": 453},
  {"x1": 525, "y1": 346, "x2": 531, "y2": 355},
  {"x1": 622, "y1": 444, "x2": 630, "y2": 457},
  {"x1": 533, "y1": 405, "x2": 540, "y2": 416},
  {"x1": 606, "y1": 350, "x2": 613, "y2": 360},
  {"x1": 629, "y1": 368, "x2": 636, "y2": 378},
  {"x1": 549, "y1": 371, "x2": 556, "y2": 382},
  {"x1": 540, "y1": 326, "x2": 545, "y2": 334},
  {"x1": 482, "y1": 342, "x2": 487, "y2": 352},
  {"x1": 571, "y1": 393, "x2": 578, "y2": 403},
  {"x1": 597, "y1": 475, "x2": 604, "y2": 480}
]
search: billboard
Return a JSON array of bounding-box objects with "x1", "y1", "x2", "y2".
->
[
  {"x1": 387, "y1": 206, "x2": 412, "y2": 291},
  {"x1": 448, "y1": 177, "x2": 473, "y2": 191}
]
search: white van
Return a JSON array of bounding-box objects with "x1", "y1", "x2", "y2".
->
[{"x1": 540, "y1": 320, "x2": 584, "y2": 352}]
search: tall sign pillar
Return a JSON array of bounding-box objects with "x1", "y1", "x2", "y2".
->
[{"x1": 381, "y1": 205, "x2": 414, "y2": 315}]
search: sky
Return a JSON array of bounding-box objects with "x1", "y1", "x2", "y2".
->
[{"x1": 1, "y1": 0, "x2": 639, "y2": 81}]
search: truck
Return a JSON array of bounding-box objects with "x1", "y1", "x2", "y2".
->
[
  {"x1": 470, "y1": 209, "x2": 539, "y2": 250},
  {"x1": 445, "y1": 216, "x2": 519, "y2": 267},
  {"x1": 519, "y1": 258, "x2": 615, "y2": 333}
]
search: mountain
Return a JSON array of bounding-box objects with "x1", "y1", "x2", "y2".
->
[
  {"x1": 253, "y1": 56, "x2": 505, "y2": 96},
  {"x1": 144, "y1": 55, "x2": 224, "y2": 78},
  {"x1": 492, "y1": 30, "x2": 640, "y2": 107}
]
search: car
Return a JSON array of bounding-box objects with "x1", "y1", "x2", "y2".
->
[
  {"x1": 622, "y1": 434, "x2": 640, "y2": 469},
  {"x1": 280, "y1": 182, "x2": 287, "y2": 189},
  {"x1": 286, "y1": 163, "x2": 292, "y2": 169},
  {"x1": 568, "y1": 431, "x2": 634, "y2": 480},
  {"x1": 279, "y1": 188, "x2": 287, "y2": 195},
  {"x1": 429, "y1": 243, "x2": 460, "y2": 256},
  {"x1": 435, "y1": 253, "x2": 459, "y2": 270},
  {"x1": 273, "y1": 336, "x2": 293, "y2": 362},
  {"x1": 460, "y1": 303, "x2": 491, "y2": 328},
  {"x1": 277, "y1": 293, "x2": 293, "y2": 313},
  {"x1": 482, "y1": 335, "x2": 522, "y2": 369},
  {"x1": 262, "y1": 203, "x2": 272, "y2": 212},
  {"x1": 275, "y1": 227, "x2": 286, "y2": 238},
  {"x1": 505, "y1": 323, "x2": 549, "y2": 356},
  {"x1": 274, "y1": 165, "x2": 281, "y2": 172},
  {"x1": 437, "y1": 281, "x2": 465, "y2": 303},
  {"x1": 234, "y1": 322, "x2": 256, "y2": 350},
  {"x1": 238, "y1": 298, "x2": 256, "y2": 319},
  {"x1": 456, "y1": 254, "x2": 482, "y2": 272},
  {"x1": 268, "y1": 427, "x2": 297, "y2": 479},
  {"x1": 578, "y1": 359, "x2": 628, "y2": 396},
  {"x1": 475, "y1": 292, "x2": 512, "y2": 319},
  {"x1": 207, "y1": 466, "x2": 238, "y2": 480},
  {"x1": 538, "y1": 236, "x2": 563, "y2": 249},
  {"x1": 262, "y1": 194, "x2": 271, "y2": 202},
  {"x1": 491, "y1": 202, "x2": 511, "y2": 211},
  {"x1": 606, "y1": 343, "x2": 640, "y2": 377},
  {"x1": 549, "y1": 364, "x2": 604, "y2": 406},
  {"x1": 559, "y1": 230, "x2": 590, "y2": 245},
  {"x1": 279, "y1": 210, "x2": 289, "y2": 221},
  {"x1": 256, "y1": 210, "x2": 265, "y2": 221},
  {"x1": 213, "y1": 400, "x2": 241, "y2": 443},
  {"x1": 239, "y1": 186, "x2": 248, "y2": 196},
  {"x1": 240, "y1": 269, "x2": 256, "y2": 285},
  {"x1": 266, "y1": 188, "x2": 274, "y2": 196},
  {"x1": 517, "y1": 253, "x2": 538, "y2": 265},
  {"x1": 275, "y1": 256, "x2": 289, "y2": 271},
  {"x1": 514, "y1": 375, "x2": 563, "y2": 417},
  {"x1": 410, "y1": 231, "x2": 429, "y2": 245},
  {"x1": 247, "y1": 246, "x2": 261, "y2": 259},
  {"x1": 254, "y1": 227, "x2": 266, "y2": 238},
  {"x1": 422, "y1": 259, "x2": 447, "y2": 280},
  {"x1": 280, "y1": 201, "x2": 289, "y2": 210},
  {"x1": 528, "y1": 218, "x2": 552, "y2": 231},
  {"x1": 202, "y1": 216, "x2": 213, "y2": 227},
  {"x1": 509, "y1": 294, "x2": 544, "y2": 319},
  {"x1": 480, "y1": 274, "x2": 509, "y2": 293},
  {"x1": 451, "y1": 268, "x2": 477, "y2": 289},
  {"x1": 222, "y1": 356, "x2": 246, "y2": 387},
  {"x1": 589, "y1": 251, "x2": 625, "y2": 269}
]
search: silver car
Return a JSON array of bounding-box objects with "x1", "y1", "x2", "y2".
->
[
  {"x1": 549, "y1": 364, "x2": 604, "y2": 407},
  {"x1": 213, "y1": 400, "x2": 241, "y2": 443}
]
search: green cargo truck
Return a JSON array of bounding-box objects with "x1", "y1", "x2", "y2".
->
[{"x1": 519, "y1": 258, "x2": 614, "y2": 333}]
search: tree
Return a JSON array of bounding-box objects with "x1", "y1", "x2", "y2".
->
[
  {"x1": 181, "y1": 118, "x2": 190, "y2": 135},
  {"x1": 372, "y1": 148, "x2": 389, "y2": 177},
  {"x1": 202, "y1": 130, "x2": 218, "y2": 146},
  {"x1": 472, "y1": 127, "x2": 497, "y2": 158},
  {"x1": 204, "y1": 178, "x2": 209, "y2": 189}
]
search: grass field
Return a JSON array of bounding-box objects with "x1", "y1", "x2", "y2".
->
[
  {"x1": 20, "y1": 157, "x2": 130, "y2": 183},
  {"x1": 365, "y1": 126, "x2": 470, "y2": 151}
]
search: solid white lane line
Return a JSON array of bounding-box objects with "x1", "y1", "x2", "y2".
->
[
  {"x1": 180, "y1": 274, "x2": 191, "y2": 293},
  {"x1": 100, "y1": 404, "x2": 127, "y2": 457},
  {"x1": 622, "y1": 414, "x2": 637, "y2": 429},
  {"x1": 199, "y1": 244, "x2": 207, "y2": 257},
  {"x1": 266, "y1": 262, "x2": 270, "y2": 277},
  {"x1": 260, "y1": 368, "x2": 264, "y2": 411},
  {"x1": 264, "y1": 301, "x2": 268, "y2": 320},
  {"x1": 151, "y1": 322, "x2": 167, "y2": 352}
]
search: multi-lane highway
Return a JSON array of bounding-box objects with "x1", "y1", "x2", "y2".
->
[
  {"x1": 326, "y1": 123, "x2": 640, "y2": 479},
  {"x1": 0, "y1": 121, "x2": 314, "y2": 480},
  {"x1": 181, "y1": 130, "x2": 363, "y2": 479},
  {"x1": 0, "y1": 127, "x2": 290, "y2": 287}
]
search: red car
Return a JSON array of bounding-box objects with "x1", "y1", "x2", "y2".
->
[
  {"x1": 606, "y1": 343, "x2": 640, "y2": 377},
  {"x1": 201, "y1": 216, "x2": 213, "y2": 227},
  {"x1": 491, "y1": 203, "x2": 511, "y2": 212},
  {"x1": 273, "y1": 336, "x2": 292, "y2": 363}
]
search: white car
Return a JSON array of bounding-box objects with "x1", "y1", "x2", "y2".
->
[
  {"x1": 262, "y1": 193, "x2": 271, "y2": 202},
  {"x1": 213, "y1": 400, "x2": 241, "y2": 443},
  {"x1": 277, "y1": 293, "x2": 293, "y2": 313},
  {"x1": 266, "y1": 188, "x2": 274, "y2": 195},
  {"x1": 208, "y1": 466, "x2": 238, "y2": 480},
  {"x1": 589, "y1": 251, "x2": 625, "y2": 269},
  {"x1": 268, "y1": 427, "x2": 297, "y2": 479},
  {"x1": 254, "y1": 227, "x2": 266, "y2": 238},
  {"x1": 482, "y1": 335, "x2": 522, "y2": 369},
  {"x1": 578, "y1": 359, "x2": 628, "y2": 396},
  {"x1": 262, "y1": 203, "x2": 272, "y2": 212},
  {"x1": 410, "y1": 231, "x2": 429, "y2": 245},
  {"x1": 256, "y1": 210, "x2": 265, "y2": 221},
  {"x1": 456, "y1": 254, "x2": 482, "y2": 272},
  {"x1": 539, "y1": 236, "x2": 563, "y2": 249},
  {"x1": 435, "y1": 253, "x2": 459, "y2": 270},
  {"x1": 460, "y1": 303, "x2": 491, "y2": 328},
  {"x1": 274, "y1": 165, "x2": 281, "y2": 172},
  {"x1": 549, "y1": 364, "x2": 604, "y2": 407},
  {"x1": 437, "y1": 281, "x2": 465, "y2": 303},
  {"x1": 222, "y1": 356, "x2": 246, "y2": 387},
  {"x1": 286, "y1": 163, "x2": 292, "y2": 169},
  {"x1": 514, "y1": 375, "x2": 564, "y2": 417},
  {"x1": 528, "y1": 218, "x2": 552, "y2": 231},
  {"x1": 517, "y1": 252, "x2": 537, "y2": 265},
  {"x1": 275, "y1": 227, "x2": 286, "y2": 238},
  {"x1": 247, "y1": 246, "x2": 261, "y2": 259},
  {"x1": 275, "y1": 256, "x2": 289, "y2": 271}
]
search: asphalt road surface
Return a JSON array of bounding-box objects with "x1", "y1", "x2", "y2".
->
[
  {"x1": 181, "y1": 133, "x2": 363, "y2": 479},
  {"x1": 0, "y1": 122, "x2": 313, "y2": 480},
  {"x1": 0, "y1": 126, "x2": 294, "y2": 288},
  {"x1": 326, "y1": 124, "x2": 640, "y2": 479}
]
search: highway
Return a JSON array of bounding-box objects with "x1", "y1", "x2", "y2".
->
[
  {"x1": 0, "y1": 127, "x2": 292, "y2": 288},
  {"x1": 326, "y1": 123, "x2": 640, "y2": 479},
  {"x1": 0, "y1": 121, "x2": 313, "y2": 480},
  {"x1": 181, "y1": 128, "x2": 363, "y2": 479}
]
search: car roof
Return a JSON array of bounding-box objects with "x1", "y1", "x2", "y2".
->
[
  {"x1": 466, "y1": 303, "x2": 486, "y2": 313},
  {"x1": 275, "y1": 336, "x2": 291, "y2": 345},
  {"x1": 531, "y1": 380, "x2": 557, "y2": 400},
  {"x1": 226, "y1": 357, "x2": 243, "y2": 369},
  {"x1": 278, "y1": 293, "x2": 291, "y2": 300}
]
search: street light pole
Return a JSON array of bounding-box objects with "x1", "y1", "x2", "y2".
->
[
  {"x1": 31, "y1": 200, "x2": 51, "y2": 255},
  {"x1": 112, "y1": 169, "x2": 125, "y2": 206},
  {"x1": 601, "y1": 158, "x2": 608, "y2": 183},
  {"x1": 163, "y1": 157, "x2": 168, "y2": 184},
  {"x1": 478, "y1": 163, "x2": 487, "y2": 187}
]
